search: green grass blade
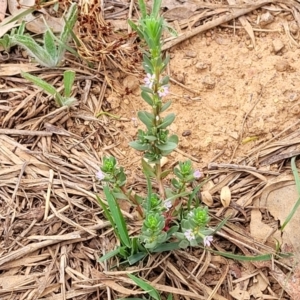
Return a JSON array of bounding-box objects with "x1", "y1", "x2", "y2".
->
[
  {"x1": 208, "y1": 249, "x2": 272, "y2": 261},
  {"x1": 96, "y1": 195, "x2": 119, "y2": 238},
  {"x1": 128, "y1": 274, "x2": 160, "y2": 300},
  {"x1": 57, "y1": 2, "x2": 78, "y2": 58},
  {"x1": 104, "y1": 185, "x2": 131, "y2": 248},
  {"x1": 281, "y1": 157, "x2": 300, "y2": 231},
  {"x1": 63, "y1": 70, "x2": 75, "y2": 97},
  {"x1": 98, "y1": 248, "x2": 121, "y2": 263},
  {"x1": 21, "y1": 71, "x2": 57, "y2": 95}
]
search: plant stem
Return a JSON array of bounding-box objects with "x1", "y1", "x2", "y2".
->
[
  {"x1": 155, "y1": 163, "x2": 166, "y2": 199},
  {"x1": 120, "y1": 186, "x2": 144, "y2": 218}
]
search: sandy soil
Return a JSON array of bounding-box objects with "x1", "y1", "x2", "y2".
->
[{"x1": 105, "y1": 27, "x2": 300, "y2": 175}]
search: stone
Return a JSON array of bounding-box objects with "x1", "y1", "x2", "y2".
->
[
  {"x1": 195, "y1": 61, "x2": 209, "y2": 71},
  {"x1": 274, "y1": 59, "x2": 290, "y2": 72},
  {"x1": 185, "y1": 50, "x2": 197, "y2": 58},
  {"x1": 202, "y1": 76, "x2": 216, "y2": 89},
  {"x1": 259, "y1": 11, "x2": 274, "y2": 27},
  {"x1": 123, "y1": 75, "x2": 139, "y2": 92},
  {"x1": 272, "y1": 39, "x2": 285, "y2": 54}
]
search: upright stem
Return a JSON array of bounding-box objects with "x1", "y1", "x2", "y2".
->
[
  {"x1": 155, "y1": 163, "x2": 165, "y2": 199},
  {"x1": 120, "y1": 186, "x2": 144, "y2": 218}
]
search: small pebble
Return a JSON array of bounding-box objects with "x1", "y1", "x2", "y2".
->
[
  {"x1": 202, "y1": 76, "x2": 216, "y2": 89},
  {"x1": 182, "y1": 130, "x2": 191, "y2": 136},
  {"x1": 272, "y1": 39, "x2": 284, "y2": 54}
]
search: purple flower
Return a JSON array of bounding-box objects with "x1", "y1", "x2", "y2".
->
[
  {"x1": 203, "y1": 235, "x2": 213, "y2": 247},
  {"x1": 184, "y1": 229, "x2": 195, "y2": 241},
  {"x1": 193, "y1": 170, "x2": 202, "y2": 179},
  {"x1": 96, "y1": 170, "x2": 105, "y2": 181},
  {"x1": 144, "y1": 73, "x2": 155, "y2": 89},
  {"x1": 163, "y1": 200, "x2": 172, "y2": 211},
  {"x1": 158, "y1": 85, "x2": 169, "y2": 97}
]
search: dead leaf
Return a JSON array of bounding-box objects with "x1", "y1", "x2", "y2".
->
[
  {"x1": 0, "y1": 63, "x2": 39, "y2": 76},
  {"x1": 8, "y1": 0, "x2": 34, "y2": 17},
  {"x1": 0, "y1": 0, "x2": 7, "y2": 21},
  {"x1": 250, "y1": 209, "x2": 273, "y2": 243},
  {"x1": 220, "y1": 186, "x2": 231, "y2": 207},
  {"x1": 260, "y1": 175, "x2": 300, "y2": 260},
  {"x1": 25, "y1": 10, "x2": 65, "y2": 34},
  {"x1": 201, "y1": 190, "x2": 214, "y2": 207}
]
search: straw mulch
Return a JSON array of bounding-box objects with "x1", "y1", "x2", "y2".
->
[{"x1": 1, "y1": 0, "x2": 300, "y2": 299}]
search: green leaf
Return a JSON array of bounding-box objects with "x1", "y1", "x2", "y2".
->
[
  {"x1": 168, "y1": 134, "x2": 179, "y2": 144},
  {"x1": 151, "y1": 0, "x2": 162, "y2": 19},
  {"x1": 58, "y1": 3, "x2": 78, "y2": 50},
  {"x1": 158, "y1": 113, "x2": 175, "y2": 129},
  {"x1": 138, "y1": 0, "x2": 148, "y2": 19},
  {"x1": 128, "y1": 19, "x2": 138, "y2": 32},
  {"x1": 141, "y1": 85, "x2": 154, "y2": 94},
  {"x1": 12, "y1": 34, "x2": 55, "y2": 67},
  {"x1": 281, "y1": 156, "x2": 300, "y2": 231},
  {"x1": 160, "y1": 168, "x2": 172, "y2": 179},
  {"x1": 128, "y1": 252, "x2": 148, "y2": 265},
  {"x1": 160, "y1": 75, "x2": 169, "y2": 86},
  {"x1": 144, "y1": 135, "x2": 157, "y2": 141},
  {"x1": 104, "y1": 185, "x2": 131, "y2": 248},
  {"x1": 161, "y1": 100, "x2": 172, "y2": 112},
  {"x1": 138, "y1": 111, "x2": 154, "y2": 128},
  {"x1": 96, "y1": 195, "x2": 118, "y2": 237},
  {"x1": 44, "y1": 29, "x2": 57, "y2": 58},
  {"x1": 129, "y1": 141, "x2": 150, "y2": 151},
  {"x1": 142, "y1": 158, "x2": 156, "y2": 177},
  {"x1": 98, "y1": 248, "x2": 121, "y2": 262},
  {"x1": 167, "y1": 294, "x2": 173, "y2": 300},
  {"x1": 156, "y1": 142, "x2": 177, "y2": 152},
  {"x1": 63, "y1": 70, "x2": 75, "y2": 97},
  {"x1": 161, "y1": 55, "x2": 171, "y2": 73},
  {"x1": 208, "y1": 249, "x2": 272, "y2": 261},
  {"x1": 141, "y1": 91, "x2": 153, "y2": 106},
  {"x1": 128, "y1": 274, "x2": 160, "y2": 300},
  {"x1": 21, "y1": 72, "x2": 57, "y2": 95},
  {"x1": 152, "y1": 242, "x2": 181, "y2": 252}
]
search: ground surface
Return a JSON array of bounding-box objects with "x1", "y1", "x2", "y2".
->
[{"x1": 2, "y1": 0, "x2": 300, "y2": 299}]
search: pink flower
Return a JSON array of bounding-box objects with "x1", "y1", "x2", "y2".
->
[
  {"x1": 163, "y1": 200, "x2": 172, "y2": 211},
  {"x1": 184, "y1": 229, "x2": 195, "y2": 241},
  {"x1": 193, "y1": 170, "x2": 202, "y2": 179},
  {"x1": 203, "y1": 235, "x2": 213, "y2": 247},
  {"x1": 158, "y1": 85, "x2": 169, "y2": 97},
  {"x1": 96, "y1": 170, "x2": 105, "y2": 181},
  {"x1": 144, "y1": 73, "x2": 155, "y2": 89}
]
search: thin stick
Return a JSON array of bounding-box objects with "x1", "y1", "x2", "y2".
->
[
  {"x1": 44, "y1": 169, "x2": 54, "y2": 221},
  {"x1": 0, "y1": 129, "x2": 52, "y2": 136}
]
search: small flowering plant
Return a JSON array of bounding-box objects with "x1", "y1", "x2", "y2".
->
[{"x1": 96, "y1": 0, "x2": 224, "y2": 265}]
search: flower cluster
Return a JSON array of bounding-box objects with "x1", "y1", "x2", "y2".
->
[{"x1": 144, "y1": 73, "x2": 169, "y2": 98}]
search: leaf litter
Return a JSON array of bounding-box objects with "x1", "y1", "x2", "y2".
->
[{"x1": 1, "y1": 0, "x2": 300, "y2": 299}]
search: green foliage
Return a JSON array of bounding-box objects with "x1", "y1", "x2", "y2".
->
[
  {"x1": 21, "y1": 70, "x2": 76, "y2": 107},
  {"x1": 0, "y1": 21, "x2": 25, "y2": 52},
  {"x1": 95, "y1": 0, "x2": 279, "y2": 277},
  {"x1": 11, "y1": 3, "x2": 78, "y2": 67}
]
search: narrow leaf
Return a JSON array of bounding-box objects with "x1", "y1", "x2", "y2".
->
[
  {"x1": 21, "y1": 72, "x2": 57, "y2": 95},
  {"x1": 12, "y1": 34, "x2": 55, "y2": 67},
  {"x1": 104, "y1": 185, "x2": 131, "y2": 248},
  {"x1": 128, "y1": 274, "x2": 160, "y2": 300},
  {"x1": 44, "y1": 29, "x2": 57, "y2": 58},
  {"x1": 161, "y1": 100, "x2": 172, "y2": 112},
  {"x1": 63, "y1": 70, "x2": 75, "y2": 97},
  {"x1": 141, "y1": 91, "x2": 153, "y2": 106}
]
